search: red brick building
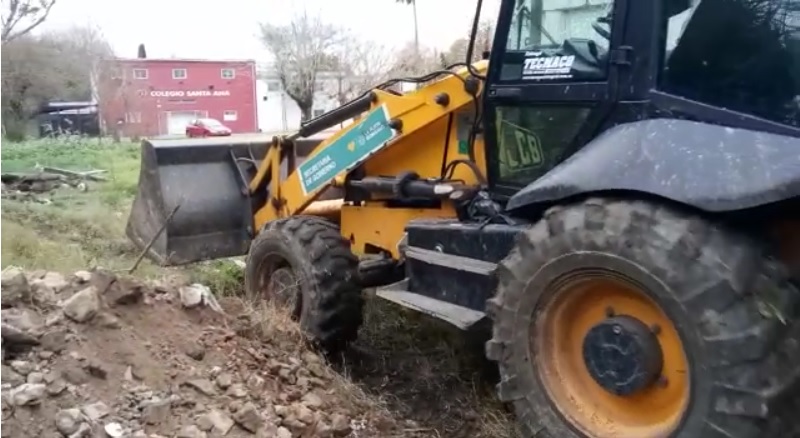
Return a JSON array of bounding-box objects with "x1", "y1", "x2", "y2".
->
[{"x1": 96, "y1": 58, "x2": 258, "y2": 138}]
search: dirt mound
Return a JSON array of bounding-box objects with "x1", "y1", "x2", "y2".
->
[{"x1": 0, "y1": 266, "x2": 407, "y2": 438}]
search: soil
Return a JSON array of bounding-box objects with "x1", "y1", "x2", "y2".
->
[{"x1": 1, "y1": 266, "x2": 517, "y2": 438}]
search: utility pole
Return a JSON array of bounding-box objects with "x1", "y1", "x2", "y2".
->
[{"x1": 411, "y1": 0, "x2": 419, "y2": 58}]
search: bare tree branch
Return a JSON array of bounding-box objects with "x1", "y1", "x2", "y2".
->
[
  {"x1": 1, "y1": 0, "x2": 56, "y2": 44},
  {"x1": 258, "y1": 11, "x2": 346, "y2": 121}
]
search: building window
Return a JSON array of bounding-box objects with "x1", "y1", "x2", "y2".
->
[
  {"x1": 223, "y1": 110, "x2": 238, "y2": 121},
  {"x1": 221, "y1": 68, "x2": 235, "y2": 79},
  {"x1": 312, "y1": 109, "x2": 325, "y2": 118},
  {"x1": 125, "y1": 112, "x2": 142, "y2": 124},
  {"x1": 172, "y1": 68, "x2": 187, "y2": 80},
  {"x1": 267, "y1": 81, "x2": 280, "y2": 92},
  {"x1": 133, "y1": 69, "x2": 148, "y2": 80}
]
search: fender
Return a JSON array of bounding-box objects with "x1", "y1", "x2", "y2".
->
[{"x1": 506, "y1": 118, "x2": 800, "y2": 213}]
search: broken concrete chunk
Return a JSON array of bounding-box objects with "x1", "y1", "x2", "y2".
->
[
  {"x1": 10, "y1": 383, "x2": 46, "y2": 406},
  {"x1": 55, "y1": 408, "x2": 84, "y2": 436},
  {"x1": 62, "y1": 287, "x2": 100, "y2": 323},
  {"x1": 81, "y1": 401, "x2": 110, "y2": 421},
  {"x1": 1, "y1": 266, "x2": 30, "y2": 306},
  {"x1": 179, "y1": 284, "x2": 207, "y2": 308},
  {"x1": 184, "y1": 379, "x2": 217, "y2": 396},
  {"x1": 232, "y1": 402, "x2": 262, "y2": 433}
]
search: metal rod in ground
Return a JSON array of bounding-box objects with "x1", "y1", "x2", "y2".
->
[{"x1": 127, "y1": 202, "x2": 182, "y2": 274}]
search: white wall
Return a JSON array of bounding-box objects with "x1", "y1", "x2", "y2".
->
[{"x1": 256, "y1": 73, "x2": 345, "y2": 134}]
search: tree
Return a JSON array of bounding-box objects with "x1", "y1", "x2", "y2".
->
[
  {"x1": 1, "y1": 0, "x2": 56, "y2": 44},
  {"x1": 442, "y1": 19, "x2": 495, "y2": 66},
  {"x1": 1, "y1": 24, "x2": 114, "y2": 139},
  {"x1": 258, "y1": 12, "x2": 346, "y2": 122},
  {"x1": 322, "y1": 37, "x2": 397, "y2": 106}
]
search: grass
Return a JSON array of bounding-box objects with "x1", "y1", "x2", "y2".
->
[{"x1": 0, "y1": 137, "x2": 520, "y2": 437}]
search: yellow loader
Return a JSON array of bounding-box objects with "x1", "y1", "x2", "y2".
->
[{"x1": 126, "y1": 0, "x2": 800, "y2": 436}]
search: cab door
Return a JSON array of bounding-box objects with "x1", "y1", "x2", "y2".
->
[{"x1": 484, "y1": 0, "x2": 630, "y2": 197}]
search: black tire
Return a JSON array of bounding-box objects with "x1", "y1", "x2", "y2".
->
[
  {"x1": 485, "y1": 197, "x2": 800, "y2": 438},
  {"x1": 244, "y1": 215, "x2": 364, "y2": 354}
]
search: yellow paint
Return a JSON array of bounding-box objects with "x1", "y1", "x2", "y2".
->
[
  {"x1": 340, "y1": 204, "x2": 457, "y2": 258},
  {"x1": 251, "y1": 61, "x2": 490, "y2": 254},
  {"x1": 535, "y1": 277, "x2": 690, "y2": 438}
]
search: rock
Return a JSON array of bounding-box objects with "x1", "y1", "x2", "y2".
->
[
  {"x1": 61, "y1": 365, "x2": 88, "y2": 385},
  {"x1": 55, "y1": 408, "x2": 84, "y2": 436},
  {"x1": 1, "y1": 366, "x2": 25, "y2": 385},
  {"x1": 176, "y1": 425, "x2": 207, "y2": 438},
  {"x1": 31, "y1": 272, "x2": 69, "y2": 304},
  {"x1": 184, "y1": 342, "x2": 205, "y2": 361},
  {"x1": 73, "y1": 271, "x2": 92, "y2": 284},
  {"x1": 199, "y1": 409, "x2": 234, "y2": 435},
  {"x1": 10, "y1": 360, "x2": 34, "y2": 375},
  {"x1": 88, "y1": 269, "x2": 117, "y2": 294},
  {"x1": 179, "y1": 284, "x2": 206, "y2": 308},
  {"x1": 46, "y1": 378, "x2": 67, "y2": 396},
  {"x1": 330, "y1": 413, "x2": 351, "y2": 437},
  {"x1": 1, "y1": 322, "x2": 40, "y2": 346},
  {"x1": 226, "y1": 383, "x2": 248, "y2": 399},
  {"x1": 103, "y1": 422, "x2": 124, "y2": 438},
  {"x1": 95, "y1": 312, "x2": 121, "y2": 329},
  {"x1": 40, "y1": 329, "x2": 68, "y2": 352},
  {"x1": 27, "y1": 371, "x2": 45, "y2": 384},
  {"x1": 301, "y1": 392, "x2": 324, "y2": 410},
  {"x1": 1, "y1": 266, "x2": 30, "y2": 305},
  {"x1": 105, "y1": 278, "x2": 143, "y2": 306},
  {"x1": 10, "y1": 383, "x2": 46, "y2": 406},
  {"x1": 69, "y1": 422, "x2": 93, "y2": 438},
  {"x1": 3, "y1": 308, "x2": 44, "y2": 334},
  {"x1": 276, "y1": 427, "x2": 292, "y2": 438},
  {"x1": 81, "y1": 401, "x2": 110, "y2": 421},
  {"x1": 195, "y1": 415, "x2": 214, "y2": 432},
  {"x1": 232, "y1": 402, "x2": 262, "y2": 433},
  {"x1": 293, "y1": 403, "x2": 314, "y2": 424},
  {"x1": 184, "y1": 379, "x2": 217, "y2": 396},
  {"x1": 141, "y1": 399, "x2": 171, "y2": 425},
  {"x1": 62, "y1": 287, "x2": 100, "y2": 323},
  {"x1": 245, "y1": 375, "x2": 264, "y2": 392},
  {"x1": 215, "y1": 373, "x2": 233, "y2": 390}
]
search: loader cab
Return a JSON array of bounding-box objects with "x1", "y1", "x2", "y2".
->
[{"x1": 483, "y1": 0, "x2": 800, "y2": 199}]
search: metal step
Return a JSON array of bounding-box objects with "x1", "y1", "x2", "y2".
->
[{"x1": 375, "y1": 279, "x2": 486, "y2": 330}]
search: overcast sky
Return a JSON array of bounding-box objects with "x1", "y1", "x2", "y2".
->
[{"x1": 39, "y1": 0, "x2": 501, "y2": 61}]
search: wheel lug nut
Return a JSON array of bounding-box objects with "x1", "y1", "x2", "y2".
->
[
  {"x1": 605, "y1": 306, "x2": 615, "y2": 317},
  {"x1": 657, "y1": 376, "x2": 669, "y2": 387},
  {"x1": 650, "y1": 324, "x2": 661, "y2": 335}
]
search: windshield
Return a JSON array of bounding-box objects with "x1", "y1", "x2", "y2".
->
[
  {"x1": 200, "y1": 118, "x2": 223, "y2": 127},
  {"x1": 506, "y1": 0, "x2": 613, "y2": 52}
]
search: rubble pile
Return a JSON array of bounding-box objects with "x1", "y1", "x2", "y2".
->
[
  {"x1": 1, "y1": 166, "x2": 106, "y2": 202},
  {"x1": 1, "y1": 267, "x2": 397, "y2": 438}
]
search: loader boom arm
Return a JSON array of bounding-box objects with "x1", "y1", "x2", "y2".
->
[{"x1": 247, "y1": 62, "x2": 488, "y2": 234}]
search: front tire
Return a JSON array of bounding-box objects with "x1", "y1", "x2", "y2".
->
[
  {"x1": 486, "y1": 198, "x2": 800, "y2": 438},
  {"x1": 244, "y1": 215, "x2": 364, "y2": 354}
]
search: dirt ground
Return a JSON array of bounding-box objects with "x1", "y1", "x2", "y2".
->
[
  {"x1": 1, "y1": 266, "x2": 519, "y2": 438},
  {"x1": 0, "y1": 140, "x2": 519, "y2": 438}
]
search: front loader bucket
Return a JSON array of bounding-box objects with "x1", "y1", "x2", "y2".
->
[{"x1": 125, "y1": 135, "x2": 325, "y2": 266}]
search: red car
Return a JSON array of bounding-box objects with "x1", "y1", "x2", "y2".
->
[{"x1": 185, "y1": 118, "x2": 232, "y2": 137}]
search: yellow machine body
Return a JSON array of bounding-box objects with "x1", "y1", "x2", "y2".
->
[{"x1": 126, "y1": 62, "x2": 488, "y2": 265}]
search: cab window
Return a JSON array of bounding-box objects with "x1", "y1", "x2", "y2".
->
[
  {"x1": 500, "y1": 0, "x2": 616, "y2": 82},
  {"x1": 660, "y1": 0, "x2": 799, "y2": 127}
]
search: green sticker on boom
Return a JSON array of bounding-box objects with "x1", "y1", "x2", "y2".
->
[{"x1": 298, "y1": 104, "x2": 397, "y2": 195}]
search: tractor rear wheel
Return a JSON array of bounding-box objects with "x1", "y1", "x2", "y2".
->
[
  {"x1": 486, "y1": 198, "x2": 800, "y2": 438},
  {"x1": 244, "y1": 215, "x2": 364, "y2": 354}
]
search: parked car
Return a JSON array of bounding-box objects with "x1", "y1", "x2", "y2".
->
[{"x1": 186, "y1": 118, "x2": 232, "y2": 137}]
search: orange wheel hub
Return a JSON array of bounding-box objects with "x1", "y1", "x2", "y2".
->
[{"x1": 533, "y1": 274, "x2": 690, "y2": 438}]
